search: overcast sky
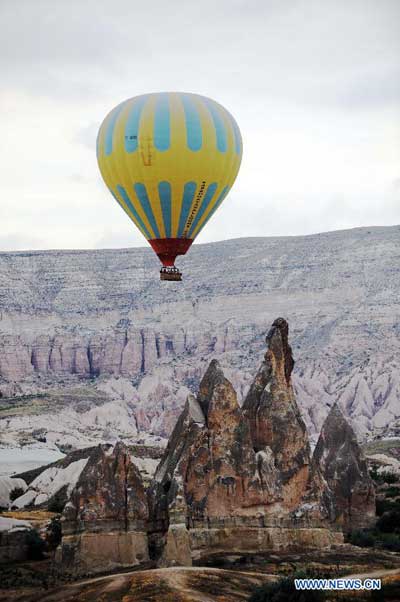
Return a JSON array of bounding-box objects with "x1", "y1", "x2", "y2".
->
[{"x1": 1, "y1": 0, "x2": 399, "y2": 251}]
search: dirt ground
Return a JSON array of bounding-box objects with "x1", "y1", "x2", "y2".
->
[
  {"x1": 2, "y1": 547, "x2": 400, "y2": 602},
  {"x1": 1, "y1": 567, "x2": 276, "y2": 602},
  {"x1": 1, "y1": 566, "x2": 400, "y2": 602}
]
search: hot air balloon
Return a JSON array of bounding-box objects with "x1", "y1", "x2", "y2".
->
[{"x1": 96, "y1": 92, "x2": 242, "y2": 281}]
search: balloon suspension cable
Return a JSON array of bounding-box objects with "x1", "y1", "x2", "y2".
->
[
  {"x1": 160, "y1": 266, "x2": 182, "y2": 281},
  {"x1": 149, "y1": 238, "x2": 192, "y2": 282}
]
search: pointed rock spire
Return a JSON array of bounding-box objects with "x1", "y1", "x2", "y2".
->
[
  {"x1": 63, "y1": 442, "x2": 148, "y2": 532},
  {"x1": 242, "y1": 318, "x2": 310, "y2": 509},
  {"x1": 57, "y1": 442, "x2": 149, "y2": 575},
  {"x1": 148, "y1": 358, "x2": 286, "y2": 564},
  {"x1": 311, "y1": 403, "x2": 375, "y2": 531}
]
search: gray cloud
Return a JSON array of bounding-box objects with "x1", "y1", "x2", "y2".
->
[
  {"x1": 0, "y1": 0, "x2": 399, "y2": 251},
  {"x1": 2, "y1": 0, "x2": 399, "y2": 107}
]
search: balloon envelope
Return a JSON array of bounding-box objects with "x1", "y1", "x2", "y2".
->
[{"x1": 97, "y1": 92, "x2": 242, "y2": 271}]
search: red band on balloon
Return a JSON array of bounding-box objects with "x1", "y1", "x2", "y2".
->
[{"x1": 149, "y1": 238, "x2": 193, "y2": 267}]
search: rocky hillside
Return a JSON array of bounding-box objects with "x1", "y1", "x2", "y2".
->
[
  {"x1": 1, "y1": 319, "x2": 376, "y2": 578},
  {"x1": 0, "y1": 225, "x2": 399, "y2": 456}
]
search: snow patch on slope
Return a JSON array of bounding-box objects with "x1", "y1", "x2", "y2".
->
[
  {"x1": 12, "y1": 458, "x2": 88, "y2": 508},
  {"x1": 0, "y1": 516, "x2": 31, "y2": 533},
  {"x1": 0, "y1": 445, "x2": 65, "y2": 477}
]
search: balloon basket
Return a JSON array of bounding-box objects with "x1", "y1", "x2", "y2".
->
[{"x1": 160, "y1": 267, "x2": 182, "y2": 282}]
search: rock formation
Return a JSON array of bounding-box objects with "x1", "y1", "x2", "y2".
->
[
  {"x1": 56, "y1": 442, "x2": 149, "y2": 576},
  {"x1": 242, "y1": 318, "x2": 311, "y2": 509},
  {"x1": 0, "y1": 517, "x2": 33, "y2": 564},
  {"x1": 149, "y1": 320, "x2": 344, "y2": 566},
  {"x1": 186, "y1": 359, "x2": 282, "y2": 519},
  {"x1": 149, "y1": 360, "x2": 285, "y2": 562},
  {"x1": 310, "y1": 403, "x2": 376, "y2": 531},
  {"x1": 10, "y1": 318, "x2": 375, "y2": 574},
  {"x1": 147, "y1": 394, "x2": 206, "y2": 565}
]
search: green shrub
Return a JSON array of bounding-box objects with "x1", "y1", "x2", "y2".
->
[
  {"x1": 370, "y1": 469, "x2": 399, "y2": 485},
  {"x1": 48, "y1": 497, "x2": 65, "y2": 513},
  {"x1": 376, "y1": 498, "x2": 400, "y2": 516},
  {"x1": 376, "y1": 532, "x2": 400, "y2": 552},
  {"x1": 349, "y1": 529, "x2": 376, "y2": 548},
  {"x1": 370, "y1": 466, "x2": 379, "y2": 482},
  {"x1": 385, "y1": 486, "x2": 400, "y2": 498},
  {"x1": 370, "y1": 581, "x2": 400, "y2": 601},
  {"x1": 379, "y1": 472, "x2": 399, "y2": 484},
  {"x1": 0, "y1": 565, "x2": 48, "y2": 589},
  {"x1": 46, "y1": 517, "x2": 62, "y2": 551},
  {"x1": 249, "y1": 575, "x2": 326, "y2": 602},
  {"x1": 47, "y1": 484, "x2": 68, "y2": 513},
  {"x1": 26, "y1": 529, "x2": 46, "y2": 560},
  {"x1": 349, "y1": 527, "x2": 400, "y2": 552},
  {"x1": 9, "y1": 487, "x2": 25, "y2": 502},
  {"x1": 376, "y1": 511, "x2": 400, "y2": 534}
]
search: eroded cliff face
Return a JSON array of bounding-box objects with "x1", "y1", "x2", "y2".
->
[
  {"x1": 242, "y1": 318, "x2": 311, "y2": 509},
  {"x1": 0, "y1": 328, "x2": 168, "y2": 382},
  {"x1": 311, "y1": 403, "x2": 376, "y2": 532},
  {"x1": 1, "y1": 227, "x2": 400, "y2": 449}
]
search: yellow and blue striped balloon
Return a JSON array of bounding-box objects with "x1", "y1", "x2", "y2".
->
[{"x1": 96, "y1": 92, "x2": 242, "y2": 272}]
